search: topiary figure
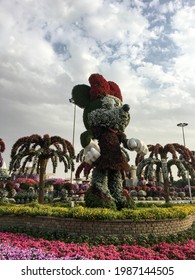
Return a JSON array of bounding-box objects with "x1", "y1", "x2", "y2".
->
[
  {"x1": 70, "y1": 73, "x2": 148, "y2": 209},
  {"x1": 0, "y1": 138, "x2": 5, "y2": 168}
]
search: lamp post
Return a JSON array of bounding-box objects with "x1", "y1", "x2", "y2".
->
[
  {"x1": 177, "y1": 123, "x2": 192, "y2": 202},
  {"x1": 69, "y1": 98, "x2": 76, "y2": 184},
  {"x1": 177, "y1": 123, "x2": 188, "y2": 146}
]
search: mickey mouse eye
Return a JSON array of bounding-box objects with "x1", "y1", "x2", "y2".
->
[
  {"x1": 110, "y1": 99, "x2": 115, "y2": 108},
  {"x1": 114, "y1": 98, "x2": 122, "y2": 107},
  {"x1": 101, "y1": 96, "x2": 121, "y2": 109}
]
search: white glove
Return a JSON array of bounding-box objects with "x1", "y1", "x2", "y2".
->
[
  {"x1": 84, "y1": 139, "x2": 101, "y2": 165},
  {"x1": 127, "y1": 138, "x2": 148, "y2": 155}
]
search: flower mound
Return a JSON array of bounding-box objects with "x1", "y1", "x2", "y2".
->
[
  {"x1": 0, "y1": 244, "x2": 59, "y2": 260},
  {"x1": 0, "y1": 232, "x2": 90, "y2": 260},
  {"x1": 0, "y1": 232, "x2": 195, "y2": 260}
]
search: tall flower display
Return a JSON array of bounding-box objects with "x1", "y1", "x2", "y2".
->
[
  {"x1": 9, "y1": 134, "x2": 75, "y2": 203},
  {"x1": 70, "y1": 73, "x2": 148, "y2": 209},
  {"x1": 136, "y1": 143, "x2": 195, "y2": 202},
  {"x1": 0, "y1": 138, "x2": 5, "y2": 168}
]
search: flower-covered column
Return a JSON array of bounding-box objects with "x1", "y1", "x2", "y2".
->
[{"x1": 161, "y1": 158, "x2": 170, "y2": 202}]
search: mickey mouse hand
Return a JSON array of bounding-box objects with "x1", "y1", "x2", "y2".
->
[
  {"x1": 126, "y1": 138, "x2": 148, "y2": 155},
  {"x1": 84, "y1": 139, "x2": 101, "y2": 165}
]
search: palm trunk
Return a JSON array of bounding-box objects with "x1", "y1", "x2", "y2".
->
[
  {"x1": 163, "y1": 177, "x2": 170, "y2": 203},
  {"x1": 38, "y1": 159, "x2": 48, "y2": 204},
  {"x1": 161, "y1": 158, "x2": 170, "y2": 203}
]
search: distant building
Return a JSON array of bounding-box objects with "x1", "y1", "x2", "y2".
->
[{"x1": 0, "y1": 161, "x2": 8, "y2": 180}]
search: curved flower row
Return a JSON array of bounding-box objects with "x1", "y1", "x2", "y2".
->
[{"x1": 0, "y1": 232, "x2": 194, "y2": 260}]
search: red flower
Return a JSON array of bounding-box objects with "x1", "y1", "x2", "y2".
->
[
  {"x1": 0, "y1": 139, "x2": 5, "y2": 152},
  {"x1": 88, "y1": 73, "x2": 110, "y2": 100},
  {"x1": 108, "y1": 81, "x2": 122, "y2": 101}
]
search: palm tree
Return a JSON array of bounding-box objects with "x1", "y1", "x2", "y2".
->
[
  {"x1": 9, "y1": 134, "x2": 75, "y2": 203},
  {"x1": 0, "y1": 138, "x2": 5, "y2": 168},
  {"x1": 136, "y1": 143, "x2": 195, "y2": 202}
]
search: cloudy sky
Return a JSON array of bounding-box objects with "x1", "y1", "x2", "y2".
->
[{"x1": 0, "y1": 0, "x2": 195, "y2": 179}]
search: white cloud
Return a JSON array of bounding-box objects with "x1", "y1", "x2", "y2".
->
[
  {"x1": 0, "y1": 0, "x2": 195, "y2": 179},
  {"x1": 169, "y1": 5, "x2": 195, "y2": 102}
]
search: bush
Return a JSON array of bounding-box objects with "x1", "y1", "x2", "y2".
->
[
  {"x1": 138, "y1": 190, "x2": 147, "y2": 197},
  {"x1": 14, "y1": 192, "x2": 38, "y2": 204},
  {"x1": 146, "y1": 197, "x2": 153, "y2": 201},
  {"x1": 84, "y1": 188, "x2": 117, "y2": 210},
  {"x1": 130, "y1": 190, "x2": 137, "y2": 197},
  {"x1": 0, "y1": 197, "x2": 9, "y2": 205},
  {"x1": 0, "y1": 203, "x2": 194, "y2": 221},
  {"x1": 138, "y1": 196, "x2": 146, "y2": 201},
  {"x1": 178, "y1": 192, "x2": 186, "y2": 198}
]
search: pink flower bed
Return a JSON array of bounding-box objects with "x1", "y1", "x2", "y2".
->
[{"x1": 0, "y1": 232, "x2": 194, "y2": 260}]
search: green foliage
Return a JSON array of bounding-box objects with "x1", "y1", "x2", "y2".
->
[
  {"x1": 14, "y1": 191, "x2": 38, "y2": 204},
  {"x1": 83, "y1": 98, "x2": 104, "y2": 129},
  {"x1": 159, "y1": 201, "x2": 175, "y2": 208},
  {"x1": 174, "y1": 178, "x2": 195, "y2": 188},
  {"x1": 0, "y1": 197, "x2": 9, "y2": 205},
  {"x1": 80, "y1": 130, "x2": 93, "y2": 148},
  {"x1": 138, "y1": 190, "x2": 147, "y2": 197},
  {"x1": 0, "y1": 203, "x2": 194, "y2": 220},
  {"x1": 136, "y1": 202, "x2": 160, "y2": 208},
  {"x1": 9, "y1": 134, "x2": 75, "y2": 204},
  {"x1": 124, "y1": 197, "x2": 136, "y2": 210},
  {"x1": 71, "y1": 84, "x2": 91, "y2": 108},
  {"x1": 84, "y1": 187, "x2": 117, "y2": 210},
  {"x1": 71, "y1": 206, "x2": 122, "y2": 220},
  {"x1": 50, "y1": 200, "x2": 72, "y2": 208}
]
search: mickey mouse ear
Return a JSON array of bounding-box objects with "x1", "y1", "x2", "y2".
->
[
  {"x1": 89, "y1": 73, "x2": 110, "y2": 100},
  {"x1": 71, "y1": 84, "x2": 91, "y2": 108},
  {"x1": 88, "y1": 73, "x2": 123, "y2": 102}
]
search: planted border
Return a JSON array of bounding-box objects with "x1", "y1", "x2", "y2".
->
[
  {"x1": 0, "y1": 204, "x2": 195, "y2": 220},
  {"x1": 0, "y1": 204, "x2": 195, "y2": 237}
]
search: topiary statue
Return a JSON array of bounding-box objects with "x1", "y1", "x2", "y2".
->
[{"x1": 70, "y1": 73, "x2": 148, "y2": 209}]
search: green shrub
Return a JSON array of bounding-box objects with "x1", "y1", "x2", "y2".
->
[
  {"x1": 0, "y1": 197, "x2": 9, "y2": 205},
  {"x1": 136, "y1": 202, "x2": 158, "y2": 208},
  {"x1": 0, "y1": 203, "x2": 194, "y2": 221},
  {"x1": 138, "y1": 190, "x2": 146, "y2": 197},
  {"x1": 84, "y1": 188, "x2": 117, "y2": 210}
]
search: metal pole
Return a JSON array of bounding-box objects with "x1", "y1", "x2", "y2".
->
[
  {"x1": 177, "y1": 123, "x2": 188, "y2": 146},
  {"x1": 72, "y1": 104, "x2": 76, "y2": 148},
  {"x1": 181, "y1": 125, "x2": 186, "y2": 147},
  {"x1": 69, "y1": 99, "x2": 76, "y2": 184}
]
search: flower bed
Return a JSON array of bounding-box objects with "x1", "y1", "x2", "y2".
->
[
  {"x1": 0, "y1": 203, "x2": 195, "y2": 220},
  {"x1": 0, "y1": 232, "x2": 194, "y2": 260},
  {"x1": 129, "y1": 185, "x2": 195, "y2": 201},
  {"x1": 0, "y1": 204, "x2": 195, "y2": 238}
]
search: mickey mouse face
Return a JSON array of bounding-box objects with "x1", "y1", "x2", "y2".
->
[
  {"x1": 84, "y1": 95, "x2": 130, "y2": 132},
  {"x1": 71, "y1": 73, "x2": 130, "y2": 132},
  {"x1": 101, "y1": 95, "x2": 122, "y2": 109}
]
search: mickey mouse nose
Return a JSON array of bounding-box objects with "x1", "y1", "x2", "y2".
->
[{"x1": 122, "y1": 104, "x2": 130, "y2": 112}]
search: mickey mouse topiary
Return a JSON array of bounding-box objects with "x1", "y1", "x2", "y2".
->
[{"x1": 71, "y1": 73, "x2": 148, "y2": 210}]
